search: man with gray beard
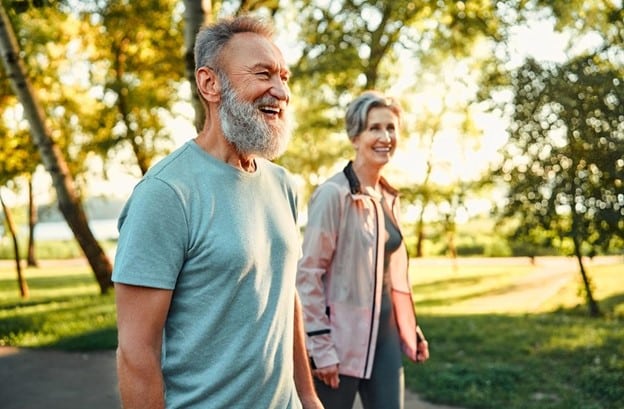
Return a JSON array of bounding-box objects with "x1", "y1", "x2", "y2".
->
[
  {"x1": 219, "y1": 71, "x2": 292, "y2": 159},
  {"x1": 112, "y1": 15, "x2": 323, "y2": 409}
]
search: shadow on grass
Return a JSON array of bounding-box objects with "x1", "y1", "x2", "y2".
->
[
  {"x1": 0, "y1": 294, "x2": 100, "y2": 311},
  {"x1": 416, "y1": 281, "x2": 547, "y2": 307},
  {"x1": 406, "y1": 294, "x2": 624, "y2": 409},
  {"x1": 551, "y1": 292, "x2": 624, "y2": 319},
  {"x1": 47, "y1": 327, "x2": 118, "y2": 351},
  {"x1": 416, "y1": 273, "x2": 509, "y2": 293}
]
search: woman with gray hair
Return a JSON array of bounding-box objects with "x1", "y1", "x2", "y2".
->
[{"x1": 297, "y1": 90, "x2": 430, "y2": 409}]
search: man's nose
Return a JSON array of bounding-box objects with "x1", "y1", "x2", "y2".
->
[{"x1": 270, "y1": 77, "x2": 289, "y2": 102}]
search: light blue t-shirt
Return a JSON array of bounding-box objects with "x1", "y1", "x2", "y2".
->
[{"x1": 112, "y1": 141, "x2": 302, "y2": 409}]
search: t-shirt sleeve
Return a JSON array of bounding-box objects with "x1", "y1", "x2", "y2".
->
[{"x1": 112, "y1": 177, "x2": 188, "y2": 290}]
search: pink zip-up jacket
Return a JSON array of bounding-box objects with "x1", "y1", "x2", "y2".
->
[{"x1": 296, "y1": 162, "x2": 418, "y2": 379}]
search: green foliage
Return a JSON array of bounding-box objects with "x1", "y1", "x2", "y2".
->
[
  {"x1": 487, "y1": 0, "x2": 624, "y2": 260},
  {"x1": 1, "y1": 0, "x2": 186, "y2": 196},
  {"x1": 86, "y1": 0, "x2": 185, "y2": 174},
  {"x1": 495, "y1": 53, "x2": 624, "y2": 255}
]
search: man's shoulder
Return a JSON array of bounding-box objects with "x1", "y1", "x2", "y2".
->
[
  {"x1": 259, "y1": 159, "x2": 297, "y2": 186},
  {"x1": 145, "y1": 141, "x2": 198, "y2": 178}
]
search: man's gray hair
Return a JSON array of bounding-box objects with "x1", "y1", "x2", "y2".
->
[
  {"x1": 345, "y1": 91, "x2": 402, "y2": 141},
  {"x1": 194, "y1": 15, "x2": 274, "y2": 72}
]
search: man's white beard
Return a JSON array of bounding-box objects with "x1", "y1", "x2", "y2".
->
[{"x1": 219, "y1": 74, "x2": 291, "y2": 160}]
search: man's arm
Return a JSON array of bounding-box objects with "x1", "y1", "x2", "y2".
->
[
  {"x1": 293, "y1": 292, "x2": 324, "y2": 409},
  {"x1": 115, "y1": 283, "x2": 173, "y2": 409}
]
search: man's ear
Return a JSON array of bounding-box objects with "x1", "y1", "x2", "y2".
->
[{"x1": 196, "y1": 66, "x2": 221, "y2": 103}]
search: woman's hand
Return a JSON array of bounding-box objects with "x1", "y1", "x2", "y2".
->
[
  {"x1": 313, "y1": 364, "x2": 340, "y2": 389},
  {"x1": 416, "y1": 325, "x2": 430, "y2": 363}
]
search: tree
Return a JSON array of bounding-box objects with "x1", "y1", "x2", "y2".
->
[
  {"x1": 0, "y1": 3, "x2": 112, "y2": 294},
  {"x1": 79, "y1": 0, "x2": 186, "y2": 176},
  {"x1": 0, "y1": 80, "x2": 41, "y2": 267},
  {"x1": 486, "y1": 0, "x2": 624, "y2": 316},
  {"x1": 25, "y1": 175, "x2": 37, "y2": 266},
  {"x1": 0, "y1": 189, "x2": 29, "y2": 298},
  {"x1": 183, "y1": 0, "x2": 211, "y2": 132},
  {"x1": 494, "y1": 54, "x2": 623, "y2": 316}
]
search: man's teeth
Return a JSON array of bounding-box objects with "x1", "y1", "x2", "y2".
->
[{"x1": 260, "y1": 106, "x2": 280, "y2": 114}]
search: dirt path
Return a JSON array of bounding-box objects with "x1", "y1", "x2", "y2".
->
[
  {"x1": 0, "y1": 347, "x2": 119, "y2": 409},
  {"x1": 410, "y1": 256, "x2": 620, "y2": 314},
  {"x1": 455, "y1": 256, "x2": 579, "y2": 313}
]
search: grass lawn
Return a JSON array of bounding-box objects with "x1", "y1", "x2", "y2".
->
[
  {"x1": 0, "y1": 256, "x2": 622, "y2": 409},
  {"x1": 0, "y1": 260, "x2": 117, "y2": 349}
]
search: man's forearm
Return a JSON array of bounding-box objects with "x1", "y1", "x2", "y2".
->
[
  {"x1": 117, "y1": 346, "x2": 166, "y2": 409},
  {"x1": 293, "y1": 293, "x2": 323, "y2": 408}
]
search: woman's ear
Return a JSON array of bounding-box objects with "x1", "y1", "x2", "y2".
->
[{"x1": 196, "y1": 66, "x2": 221, "y2": 103}]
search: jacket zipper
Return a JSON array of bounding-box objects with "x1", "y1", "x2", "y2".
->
[{"x1": 362, "y1": 195, "x2": 382, "y2": 377}]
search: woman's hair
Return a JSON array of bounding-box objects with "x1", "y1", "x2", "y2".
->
[
  {"x1": 194, "y1": 15, "x2": 274, "y2": 72},
  {"x1": 345, "y1": 90, "x2": 402, "y2": 141}
]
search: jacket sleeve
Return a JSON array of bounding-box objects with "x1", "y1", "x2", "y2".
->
[{"x1": 296, "y1": 182, "x2": 342, "y2": 369}]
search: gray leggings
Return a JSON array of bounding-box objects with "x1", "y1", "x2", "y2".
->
[{"x1": 314, "y1": 296, "x2": 404, "y2": 409}]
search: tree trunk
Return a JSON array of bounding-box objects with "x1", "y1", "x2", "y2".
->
[
  {"x1": 572, "y1": 234, "x2": 601, "y2": 317},
  {"x1": 0, "y1": 192, "x2": 29, "y2": 298},
  {"x1": 415, "y1": 222, "x2": 424, "y2": 258},
  {"x1": 446, "y1": 216, "x2": 458, "y2": 272},
  {"x1": 183, "y1": 0, "x2": 211, "y2": 132},
  {"x1": 0, "y1": 5, "x2": 112, "y2": 294},
  {"x1": 26, "y1": 175, "x2": 38, "y2": 267}
]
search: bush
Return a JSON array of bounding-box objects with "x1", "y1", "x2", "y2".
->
[{"x1": 456, "y1": 243, "x2": 485, "y2": 256}]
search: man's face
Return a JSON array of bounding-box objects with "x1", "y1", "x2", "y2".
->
[{"x1": 218, "y1": 33, "x2": 291, "y2": 160}]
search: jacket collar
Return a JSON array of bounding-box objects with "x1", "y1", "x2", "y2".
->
[{"x1": 342, "y1": 161, "x2": 399, "y2": 196}]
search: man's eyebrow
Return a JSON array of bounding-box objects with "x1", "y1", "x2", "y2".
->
[
  {"x1": 250, "y1": 62, "x2": 290, "y2": 75},
  {"x1": 249, "y1": 62, "x2": 273, "y2": 71}
]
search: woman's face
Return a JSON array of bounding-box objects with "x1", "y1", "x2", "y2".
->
[{"x1": 352, "y1": 106, "x2": 399, "y2": 168}]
